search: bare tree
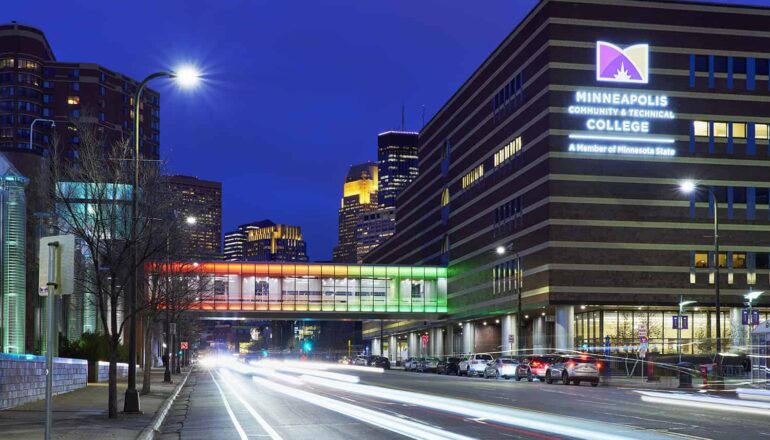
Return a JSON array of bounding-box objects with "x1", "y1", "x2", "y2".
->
[
  {"x1": 141, "y1": 225, "x2": 211, "y2": 394},
  {"x1": 48, "y1": 120, "x2": 172, "y2": 418}
]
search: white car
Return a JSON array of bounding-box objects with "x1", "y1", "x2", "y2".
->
[
  {"x1": 458, "y1": 353, "x2": 494, "y2": 376},
  {"x1": 545, "y1": 355, "x2": 601, "y2": 386}
]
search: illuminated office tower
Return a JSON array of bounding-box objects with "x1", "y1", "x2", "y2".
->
[
  {"x1": 0, "y1": 153, "x2": 27, "y2": 353},
  {"x1": 377, "y1": 131, "x2": 419, "y2": 208},
  {"x1": 165, "y1": 175, "x2": 222, "y2": 260},
  {"x1": 225, "y1": 220, "x2": 308, "y2": 262},
  {"x1": 332, "y1": 162, "x2": 378, "y2": 263}
]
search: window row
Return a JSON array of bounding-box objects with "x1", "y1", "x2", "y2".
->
[
  {"x1": 493, "y1": 136, "x2": 522, "y2": 167},
  {"x1": 0, "y1": 100, "x2": 41, "y2": 113},
  {"x1": 690, "y1": 54, "x2": 770, "y2": 91},
  {"x1": 692, "y1": 120, "x2": 769, "y2": 139},
  {"x1": 440, "y1": 188, "x2": 450, "y2": 207},
  {"x1": 0, "y1": 58, "x2": 39, "y2": 71},
  {"x1": 689, "y1": 186, "x2": 770, "y2": 221},
  {"x1": 461, "y1": 164, "x2": 484, "y2": 189},
  {"x1": 492, "y1": 71, "x2": 524, "y2": 119},
  {"x1": 693, "y1": 251, "x2": 770, "y2": 270}
]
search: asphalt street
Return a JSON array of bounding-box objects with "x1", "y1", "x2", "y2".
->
[{"x1": 158, "y1": 362, "x2": 770, "y2": 440}]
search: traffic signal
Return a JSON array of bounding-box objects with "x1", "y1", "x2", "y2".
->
[{"x1": 302, "y1": 340, "x2": 312, "y2": 352}]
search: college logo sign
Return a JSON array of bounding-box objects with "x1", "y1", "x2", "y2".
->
[{"x1": 596, "y1": 41, "x2": 649, "y2": 84}]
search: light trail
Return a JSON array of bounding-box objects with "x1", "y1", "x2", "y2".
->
[
  {"x1": 300, "y1": 375, "x2": 673, "y2": 439},
  {"x1": 208, "y1": 370, "x2": 249, "y2": 440},
  {"x1": 250, "y1": 376, "x2": 474, "y2": 440},
  {"x1": 636, "y1": 390, "x2": 770, "y2": 417},
  {"x1": 216, "y1": 370, "x2": 284, "y2": 440}
]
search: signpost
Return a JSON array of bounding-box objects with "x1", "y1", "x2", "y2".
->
[
  {"x1": 180, "y1": 341, "x2": 189, "y2": 350},
  {"x1": 39, "y1": 235, "x2": 75, "y2": 440},
  {"x1": 508, "y1": 334, "x2": 515, "y2": 355}
]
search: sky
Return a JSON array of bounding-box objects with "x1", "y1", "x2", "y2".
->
[{"x1": 6, "y1": 0, "x2": 770, "y2": 260}]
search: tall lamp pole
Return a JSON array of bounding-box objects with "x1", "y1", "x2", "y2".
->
[
  {"x1": 29, "y1": 118, "x2": 56, "y2": 151},
  {"x1": 125, "y1": 68, "x2": 200, "y2": 413},
  {"x1": 679, "y1": 181, "x2": 722, "y2": 377}
]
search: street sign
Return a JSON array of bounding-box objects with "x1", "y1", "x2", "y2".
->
[
  {"x1": 421, "y1": 334, "x2": 429, "y2": 348},
  {"x1": 638, "y1": 324, "x2": 648, "y2": 337},
  {"x1": 508, "y1": 334, "x2": 515, "y2": 343},
  {"x1": 681, "y1": 316, "x2": 688, "y2": 330},
  {"x1": 604, "y1": 335, "x2": 611, "y2": 357},
  {"x1": 672, "y1": 315, "x2": 679, "y2": 329},
  {"x1": 38, "y1": 235, "x2": 76, "y2": 296},
  {"x1": 752, "y1": 309, "x2": 761, "y2": 326},
  {"x1": 180, "y1": 341, "x2": 189, "y2": 350},
  {"x1": 743, "y1": 309, "x2": 750, "y2": 325}
]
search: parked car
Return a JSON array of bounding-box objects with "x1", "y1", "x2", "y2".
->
[
  {"x1": 525, "y1": 355, "x2": 558, "y2": 380},
  {"x1": 437, "y1": 357, "x2": 461, "y2": 375},
  {"x1": 482, "y1": 358, "x2": 532, "y2": 380},
  {"x1": 365, "y1": 355, "x2": 391, "y2": 369},
  {"x1": 458, "y1": 353, "x2": 495, "y2": 376},
  {"x1": 417, "y1": 357, "x2": 440, "y2": 372},
  {"x1": 545, "y1": 355, "x2": 601, "y2": 386},
  {"x1": 404, "y1": 357, "x2": 422, "y2": 371},
  {"x1": 352, "y1": 355, "x2": 368, "y2": 366}
]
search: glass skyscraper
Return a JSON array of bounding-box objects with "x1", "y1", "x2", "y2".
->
[{"x1": 0, "y1": 153, "x2": 27, "y2": 353}]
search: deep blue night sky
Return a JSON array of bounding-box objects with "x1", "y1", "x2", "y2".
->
[{"x1": 6, "y1": 0, "x2": 769, "y2": 260}]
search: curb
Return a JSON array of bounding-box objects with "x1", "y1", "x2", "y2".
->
[{"x1": 136, "y1": 367, "x2": 193, "y2": 440}]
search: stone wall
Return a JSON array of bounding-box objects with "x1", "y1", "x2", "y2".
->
[
  {"x1": 96, "y1": 361, "x2": 129, "y2": 382},
  {"x1": 0, "y1": 354, "x2": 87, "y2": 410}
]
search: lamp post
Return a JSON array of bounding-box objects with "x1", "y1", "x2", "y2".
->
[
  {"x1": 677, "y1": 297, "x2": 697, "y2": 363},
  {"x1": 496, "y1": 244, "x2": 523, "y2": 354},
  {"x1": 679, "y1": 181, "x2": 721, "y2": 353},
  {"x1": 125, "y1": 67, "x2": 200, "y2": 414},
  {"x1": 29, "y1": 118, "x2": 55, "y2": 151}
]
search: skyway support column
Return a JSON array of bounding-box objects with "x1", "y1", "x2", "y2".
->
[
  {"x1": 372, "y1": 338, "x2": 381, "y2": 356},
  {"x1": 445, "y1": 325, "x2": 455, "y2": 356},
  {"x1": 555, "y1": 305, "x2": 575, "y2": 352},
  {"x1": 431, "y1": 328, "x2": 444, "y2": 357},
  {"x1": 388, "y1": 335, "x2": 397, "y2": 362}
]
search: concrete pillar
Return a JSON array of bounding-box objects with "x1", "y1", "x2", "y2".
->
[
  {"x1": 388, "y1": 335, "x2": 397, "y2": 362},
  {"x1": 501, "y1": 314, "x2": 519, "y2": 356},
  {"x1": 463, "y1": 322, "x2": 475, "y2": 353},
  {"x1": 432, "y1": 328, "x2": 444, "y2": 357},
  {"x1": 730, "y1": 307, "x2": 747, "y2": 351},
  {"x1": 532, "y1": 316, "x2": 546, "y2": 354},
  {"x1": 555, "y1": 305, "x2": 575, "y2": 352},
  {"x1": 445, "y1": 325, "x2": 455, "y2": 356},
  {"x1": 372, "y1": 338, "x2": 381, "y2": 356},
  {"x1": 407, "y1": 332, "x2": 418, "y2": 358}
]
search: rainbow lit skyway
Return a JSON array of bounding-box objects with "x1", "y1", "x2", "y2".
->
[{"x1": 153, "y1": 262, "x2": 448, "y2": 313}]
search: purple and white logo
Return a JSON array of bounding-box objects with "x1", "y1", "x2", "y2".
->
[{"x1": 596, "y1": 41, "x2": 649, "y2": 84}]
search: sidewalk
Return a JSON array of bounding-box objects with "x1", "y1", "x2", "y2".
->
[{"x1": 0, "y1": 367, "x2": 188, "y2": 439}]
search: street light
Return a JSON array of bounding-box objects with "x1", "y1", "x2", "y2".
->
[
  {"x1": 679, "y1": 180, "x2": 722, "y2": 358},
  {"x1": 29, "y1": 118, "x2": 55, "y2": 151},
  {"x1": 125, "y1": 66, "x2": 201, "y2": 414},
  {"x1": 186, "y1": 216, "x2": 197, "y2": 225},
  {"x1": 496, "y1": 242, "x2": 523, "y2": 354},
  {"x1": 678, "y1": 297, "x2": 697, "y2": 363}
]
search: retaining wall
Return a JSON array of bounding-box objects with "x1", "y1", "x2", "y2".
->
[{"x1": 0, "y1": 354, "x2": 87, "y2": 410}]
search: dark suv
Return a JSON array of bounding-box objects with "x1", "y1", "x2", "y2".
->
[
  {"x1": 366, "y1": 355, "x2": 391, "y2": 369},
  {"x1": 437, "y1": 357, "x2": 461, "y2": 375}
]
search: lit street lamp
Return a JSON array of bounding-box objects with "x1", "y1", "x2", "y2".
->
[
  {"x1": 125, "y1": 66, "x2": 200, "y2": 414},
  {"x1": 679, "y1": 180, "x2": 722, "y2": 353},
  {"x1": 677, "y1": 297, "x2": 697, "y2": 363}
]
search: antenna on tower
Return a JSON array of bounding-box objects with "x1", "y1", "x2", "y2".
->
[{"x1": 401, "y1": 103, "x2": 405, "y2": 131}]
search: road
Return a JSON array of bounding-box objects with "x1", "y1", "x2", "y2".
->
[{"x1": 158, "y1": 361, "x2": 769, "y2": 439}]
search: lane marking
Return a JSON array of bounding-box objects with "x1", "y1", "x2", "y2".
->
[
  {"x1": 217, "y1": 370, "x2": 284, "y2": 440},
  {"x1": 208, "y1": 370, "x2": 249, "y2": 440}
]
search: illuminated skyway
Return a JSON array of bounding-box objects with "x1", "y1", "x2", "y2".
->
[{"x1": 158, "y1": 262, "x2": 448, "y2": 319}]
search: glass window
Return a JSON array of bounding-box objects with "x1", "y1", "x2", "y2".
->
[
  {"x1": 0, "y1": 58, "x2": 13, "y2": 68},
  {"x1": 695, "y1": 252, "x2": 709, "y2": 268},
  {"x1": 713, "y1": 122, "x2": 728, "y2": 138},
  {"x1": 732, "y1": 122, "x2": 746, "y2": 138},
  {"x1": 67, "y1": 96, "x2": 80, "y2": 105},
  {"x1": 733, "y1": 252, "x2": 747, "y2": 269},
  {"x1": 756, "y1": 124, "x2": 769, "y2": 140},
  {"x1": 71, "y1": 82, "x2": 80, "y2": 91},
  {"x1": 693, "y1": 120, "x2": 709, "y2": 137},
  {"x1": 441, "y1": 188, "x2": 450, "y2": 206}
]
